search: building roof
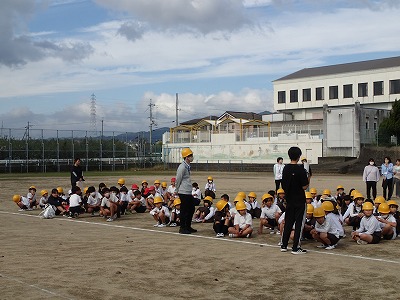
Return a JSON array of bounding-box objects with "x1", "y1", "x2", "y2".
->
[
  {"x1": 180, "y1": 115, "x2": 218, "y2": 126},
  {"x1": 274, "y1": 56, "x2": 400, "y2": 82},
  {"x1": 218, "y1": 111, "x2": 262, "y2": 121}
]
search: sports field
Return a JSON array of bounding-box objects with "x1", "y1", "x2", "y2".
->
[{"x1": 1, "y1": 171, "x2": 399, "y2": 300}]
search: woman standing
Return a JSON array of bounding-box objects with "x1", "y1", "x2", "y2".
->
[
  {"x1": 362, "y1": 158, "x2": 380, "y2": 200},
  {"x1": 381, "y1": 156, "x2": 394, "y2": 200},
  {"x1": 393, "y1": 159, "x2": 400, "y2": 198}
]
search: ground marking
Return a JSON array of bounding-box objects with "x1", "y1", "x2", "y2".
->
[{"x1": 2, "y1": 210, "x2": 400, "y2": 265}]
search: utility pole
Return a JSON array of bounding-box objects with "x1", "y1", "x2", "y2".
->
[
  {"x1": 90, "y1": 93, "x2": 97, "y2": 132},
  {"x1": 149, "y1": 99, "x2": 156, "y2": 155},
  {"x1": 175, "y1": 93, "x2": 179, "y2": 126}
]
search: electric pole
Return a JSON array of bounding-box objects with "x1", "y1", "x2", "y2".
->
[
  {"x1": 90, "y1": 93, "x2": 97, "y2": 132},
  {"x1": 176, "y1": 93, "x2": 179, "y2": 126},
  {"x1": 149, "y1": 99, "x2": 156, "y2": 155}
]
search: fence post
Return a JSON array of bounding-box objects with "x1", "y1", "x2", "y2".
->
[
  {"x1": 85, "y1": 131, "x2": 89, "y2": 172},
  {"x1": 57, "y1": 130, "x2": 60, "y2": 172}
]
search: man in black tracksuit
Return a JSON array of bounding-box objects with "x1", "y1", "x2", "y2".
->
[{"x1": 280, "y1": 146, "x2": 309, "y2": 254}]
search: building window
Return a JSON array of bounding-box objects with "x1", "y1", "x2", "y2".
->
[
  {"x1": 390, "y1": 79, "x2": 400, "y2": 94},
  {"x1": 316, "y1": 87, "x2": 324, "y2": 100},
  {"x1": 343, "y1": 84, "x2": 353, "y2": 98},
  {"x1": 303, "y1": 88, "x2": 311, "y2": 102},
  {"x1": 366, "y1": 121, "x2": 369, "y2": 130},
  {"x1": 373, "y1": 122, "x2": 377, "y2": 131},
  {"x1": 290, "y1": 90, "x2": 298, "y2": 103},
  {"x1": 373, "y1": 81, "x2": 384, "y2": 95},
  {"x1": 358, "y1": 83, "x2": 368, "y2": 97},
  {"x1": 329, "y1": 86, "x2": 338, "y2": 99},
  {"x1": 278, "y1": 91, "x2": 286, "y2": 103}
]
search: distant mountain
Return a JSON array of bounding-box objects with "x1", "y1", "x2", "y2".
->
[
  {"x1": 259, "y1": 110, "x2": 274, "y2": 115},
  {"x1": 112, "y1": 127, "x2": 170, "y2": 142}
]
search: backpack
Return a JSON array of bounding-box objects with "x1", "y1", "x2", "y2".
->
[{"x1": 39, "y1": 204, "x2": 56, "y2": 219}]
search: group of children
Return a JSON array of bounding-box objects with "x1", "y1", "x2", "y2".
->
[{"x1": 12, "y1": 178, "x2": 400, "y2": 249}]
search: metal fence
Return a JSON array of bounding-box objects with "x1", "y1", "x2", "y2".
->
[{"x1": 0, "y1": 128, "x2": 162, "y2": 173}]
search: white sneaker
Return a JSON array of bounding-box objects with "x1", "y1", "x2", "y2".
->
[
  {"x1": 158, "y1": 223, "x2": 166, "y2": 228},
  {"x1": 325, "y1": 245, "x2": 335, "y2": 250},
  {"x1": 106, "y1": 217, "x2": 114, "y2": 222},
  {"x1": 276, "y1": 231, "x2": 281, "y2": 235},
  {"x1": 229, "y1": 233, "x2": 237, "y2": 238},
  {"x1": 153, "y1": 223, "x2": 159, "y2": 227},
  {"x1": 278, "y1": 241, "x2": 283, "y2": 246},
  {"x1": 216, "y1": 233, "x2": 224, "y2": 238},
  {"x1": 357, "y1": 239, "x2": 368, "y2": 245},
  {"x1": 291, "y1": 248, "x2": 307, "y2": 255},
  {"x1": 18, "y1": 209, "x2": 26, "y2": 212},
  {"x1": 169, "y1": 223, "x2": 177, "y2": 227},
  {"x1": 316, "y1": 244, "x2": 327, "y2": 249},
  {"x1": 270, "y1": 231, "x2": 275, "y2": 235}
]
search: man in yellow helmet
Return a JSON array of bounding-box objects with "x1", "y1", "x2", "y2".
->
[{"x1": 176, "y1": 148, "x2": 196, "y2": 234}]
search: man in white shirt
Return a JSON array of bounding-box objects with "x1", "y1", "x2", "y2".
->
[{"x1": 273, "y1": 157, "x2": 285, "y2": 191}]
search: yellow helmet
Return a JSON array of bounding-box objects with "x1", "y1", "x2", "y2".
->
[
  {"x1": 233, "y1": 196, "x2": 243, "y2": 203},
  {"x1": 29, "y1": 185, "x2": 36, "y2": 190},
  {"x1": 57, "y1": 187, "x2": 64, "y2": 194},
  {"x1": 322, "y1": 201, "x2": 334, "y2": 212},
  {"x1": 154, "y1": 180, "x2": 161, "y2": 184},
  {"x1": 362, "y1": 202, "x2": 374, "y2": 210},
  {"x1": 12, "y1": 194, "x2": 21, "y2": 203},
  {"x1": 216, "y1": 200, "x2": 228, "y2": 211},
  {"x1": 305, "y1": 192, "x2": 313, "y2": 199},
  {"x1": 378, "y1": 203, "x2": 390, "y2": 214},
  {"x1": 173, "y1": 198, "x2": 181, "y2": 206},
  {"x1": 374, "y1": 196, "x2": 385, "y2": 204},
  {"x1": 306, "y1": 204, "x2": 314, "y2": 214},
  {"x1": 40, "y1": 189, "x2": 48, "y2": 196},
  {"x1": 141, "y1": 180, "x2": 148, "y2": 184},
  {"x1": 277, "y1": 188, "x2": 285, "y2": 194},
  {"x1": 237, "y1": 191, "x2": 246, "y2": 200},
  {"x1": 181, "y1": 147, "x2": 193, "y2": 158},
  {"x1": 248, "y1": 192, "x2": 257, "y2": 198},
  {"x1": 153, "y1": 196, "x2": 163, "y2": 204},
  {"x1": 336, "y1": 185, "x2": 344, "y2": 190},
  {"x1": 207, "y1": 176, "x2": 213, "y2": 181},
  {"x1": 350, "y1": 190, "x2": 359, "y2": 197},
  {"x1": 161, "y1": 181, "x2": 168, "y2": 188},
  {"x1": 83, "y1": 187, "x2": 89, "y2": 194},
  {"x1": 313, "y1": 207, "x2": 325, "y2": 218},
  {"x1": 387, "y1": 200, "x2": 398, "y2": 207},
  {"x1": 301, "y1": 157, "x2": 307, "y2": 161},
  {"x1": 235, "y1": 201, "x2": 247, "y2": 211},
  {"x1": 310, "y1": 188, "x2": 317, "y2": 194},
  {"x1": 354, "y1": 193, "x2": 365, "y2": 200},
  {"x1": 204, "y1": 196, "x2": 213, "y2": 203},
  {"x1": 322, "y1": 189, "x2": 331, "y2": 196},
  {"x1": 117, "y1": 178, "x2": 125, "y2": 185},
  {"x1": 262, "y1": 193, "x2": 273, "y2": 201}
]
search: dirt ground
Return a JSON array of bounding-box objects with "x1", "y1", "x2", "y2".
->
[{"x1": 1, "y1": 171, "x2": 400, "y2": 300}]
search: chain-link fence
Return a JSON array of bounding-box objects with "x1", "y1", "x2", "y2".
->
[{"x1": 0, "y1": 128, "x2": 162, "y2": 173}]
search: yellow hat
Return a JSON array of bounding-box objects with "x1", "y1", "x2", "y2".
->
[
  {"x1": 248, "y1": 192, "x2": 257, "y2": 198},
  {"x1": 262, "y1": 193, "x2": 273, "y2": 201},
  {"x1": 161, "y1": 181, "x2": 167, "y2": 188},
  {"x1": 322, "y1": 201, "x2": 334, "y2": 212},
  {"x1": 181, "y1": 148, "x2": 193, "y2": 158},
  {"x1": 305, "y1": 192, "x2": 313, "y2": 199},
  {"x1": 336, "y1": 185, "x2": 344, "y2": 190},
  {"x1": 277, "y1": 188, "x2": 285, "y2": 194},
  {"x1": 236, "y1": 191, "x2": 246, "y2": 200},
  {"x1": 204, "y1": 196, "x2": 213, "y2": 203},
  {"x1": 207, "y1": 176, "x2": 213, "y2": 181},
  {"x1": 362, "y1": 202, "x2": 373, "y2": 210},
  {"x1": 117, "y1": 178, "x2": 125, "y2": 185},
  {"x1": 306, "y1": 204, "x2": 314, "y2": 214},
  {"x1": 29, "y1": 185, "x2": 36, "y2": 190},
  {"x1": 216, "y1": 200, "x2": 228, "y2": 211},
  {"x1": 374, "y1": 196, "x2": 385, "y2": 204},
  {"x1": 322, "y1": 189, "x2": 331, "y2": 196},
  {"x1": 153, "y1": 196, "x2": 163, "y2": 204},
  {"x1": 378, "y1": 203, "x2": 390, "y2": 214},
  {"x1": 387, "y1": 200, "x2": 398, "y2": 207},
  {"x1": 154, "y1": 180, "x2": 161, "y2": 184},
  {"x1": 173, "y1": 198, "x2": 181, "y2": 206},
  {"x1": 40, "y1": 189, "x2": 48, "y2": 196},
  {"x1": 235, "y1": 201, "x2": 247, "y2": 211},
  {"x1": 313, "y1": 207, "x2": 325, "y2": 218},
  {"x1": 310, "y1": 188, "x2": 317, "y2": 194},
  {"x1": 12, "y1": 194, "x2": 21, "y2": 203},
  {"x1": 57, "y1": 187, "x2": 64, "y2": 194}
]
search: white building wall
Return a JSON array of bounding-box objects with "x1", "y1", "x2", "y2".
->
[{"x1": 274, "y1": 67, "x2": 400, "y2": 115}]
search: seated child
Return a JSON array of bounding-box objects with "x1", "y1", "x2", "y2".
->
[
  {"x1": 373, "y1": 196, "x2": 385, "y2": 216},
  {"x1": 192, "y1": 182, "x2": 202, "y2": 206},
  {"x1": 303, "y1": 204, "x2": 316, "y2": 240},
  {"x1": 145, "y1": 186, "x2": 156, "y2": 211},
  {"x1": 275, "y1": 188, "x2": 286, "y2": 213},
  {"x1": 27, "y1": 186, "x2": 38, "y2": 209},
  {"x1": 221, "y1": 193, "x2": 233, "y2": 209},
  {"x1": 39, "y1": 190, "x2": 48, "y2": 209},
  {"x1": 228, "y1": 201, "x2": 253, "y2": 238},
  {"x1": 169, "y1": 198, "x2": 181, "y2": 227},
  {"x1": 340, "y1": 195, "x2": 352, "y2": 217},
  {"x1": 100, "y1": 188, "x2": 115, "y2": 222},
  {"x1": 68, "y1": 186, "x2": 84, "y2": 218},
  {"x1": 310, "y1": 207, "x2": 340, "y2": 250},
  {"x1": 377, "y1": 202, "x2": 397, "y2": 240},
  {"x1": 387, "y1": 200, "x2": 400, "y2": 237},
  {"x1": 214, "y1": 199, "x2": 231, "y2": 237},
  {"x1": 248, "y1": 192, "x2": 261, "y2": 218},
  {"x1": 277, "y1": 212, "x2": 295, "y2": 245},
  {"x1": 128, "y1": 190, "x2": 147, "y2": 213},
  {"x1": 351, "y1": 202, "x2": 381, "y2": 245},
  {"x1": 119, "y1": 186, "x2": 129, "y2": 215},
  {"x1": 13, "y1": 194, "x2": 31, "y2": 211},
  {"x1": 109, "y1": 186, "x2": 122, "y2": 218},
  {"x1": 86, "y1": 186, "x2": 102, "y2": 216},
  {"x1": 150, "y1": 196, "x2": 170, "y2": 227},
  {"x1": 193, "y1": 196, "x2": 215, "y2": 223},
  {"x1": 258, "y1": 193, "x2": 282, "y2": 234},
  {"x1": 47, "y1": 188, "x2": 68, "y2": 215},
  {"x1": 344, "y1": 192, "x2": 364, "y2": 230},
  {"x1": 165, "y1": 178, "x2": 177, "y2": 208}
]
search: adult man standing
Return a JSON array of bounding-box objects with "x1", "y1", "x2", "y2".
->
[
  {"x1": 280, "y1": 147, "x2": 309, "y2": 254},
  {"x1": 176, "y1": 148, "x2": 197, "y2": 234},
  {"x1": 273, "y1": 157, "x2": 285, "y2": 191},
  {"x1": 70, "y1": 158, "x2": 84, "y2": 189}
]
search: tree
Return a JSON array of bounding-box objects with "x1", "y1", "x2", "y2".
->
[{"x1": 378, "y1": 99, "x2": 400, "y2": 145}]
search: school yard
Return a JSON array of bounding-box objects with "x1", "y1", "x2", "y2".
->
[{"x1": 1, "y1": 171, "x2": 399, "y2": 300}]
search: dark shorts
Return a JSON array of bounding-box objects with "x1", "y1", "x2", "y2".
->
[
  {"x1": 327, "y1": 233, "x2": 340, "y2": 245},
  {"x1": 371, "y1": 231, "x2": 382, "y2": 244},
  {"x1": 382, "y1": 232, "x2": 394, "y2": 240},
  {"x1": 267, "y1": 218, "x2": 278, "y2": 227},
  {"x1": 134, "y1": 206, "x2": 147, "y2": 213}
]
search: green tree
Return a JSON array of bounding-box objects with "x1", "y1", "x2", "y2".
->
[{"x1": 378, "y1": 99, "x2": 400, "y2": 145}]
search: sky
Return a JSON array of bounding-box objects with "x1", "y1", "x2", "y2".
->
[{"x1": 0, "y1": 0, "x2": 400, "y2": 134}]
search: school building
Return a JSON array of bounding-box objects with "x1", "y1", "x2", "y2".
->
[{"x1": 162, "y1": 56, "x2": 400, "y2": 165}]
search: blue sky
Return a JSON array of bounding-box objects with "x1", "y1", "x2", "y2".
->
[{"x1": 0, "y1": 0, "x2": 399, "y2": 133}]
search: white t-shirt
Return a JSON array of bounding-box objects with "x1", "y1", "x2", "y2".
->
[
  {"x1": 273, "y1": 163, "x2": 285, "y2": 180},
  {"x1": 69, "y1": 194, "x2": 82, "y2": 208},
  {"x1": 101, "y1": 197, "x2": 110, "y2": 208},
  {"x1": 150, "y1": 206, "x2": 170, "y2": 217},
  {"x1": 167, "y1": 185, "x2": 176, "y2": 195},
  {"x1": 87, "y1": 193, "x2": 101, "y2": 206},
  {"x1": 378, "y1": 215, "x2": 397, "y2": 239},
  {"x1": 192, "y1": 188, "x2": 202, "y2": 199},
  {"x1": 261, "y1": 204, "x2": 282, "y2": 219},
  {"x1": 27, "y1": 192, "x2": 36, "y2": 201},
  {"x1": 120, "y1": 192, "x2": 129, "y2": 202},
  {"x1": 233, "y1": 212, "x2": 253, "y2": 229},
  {"x1": 21, "y1": 196, "x2": 30, "y2": 207}
]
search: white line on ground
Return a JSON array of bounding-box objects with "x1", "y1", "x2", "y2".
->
[
  {"x1": 2, "y1": 210, "x2": 400, "y2": 265},
  {"x1": 0, "y1": 272, "x2": 74, "y2": 300}
]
